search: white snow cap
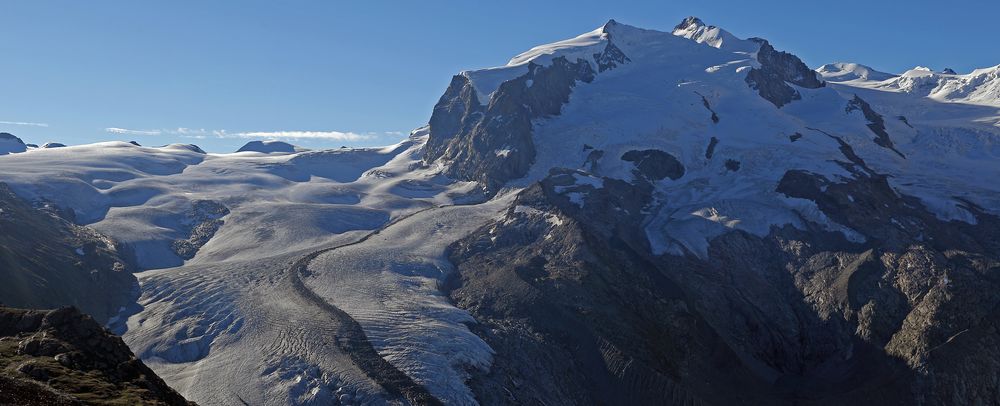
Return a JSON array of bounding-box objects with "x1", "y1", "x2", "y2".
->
[{"x1": 816, "y1": 62, "x2": 896, "y2": 82}]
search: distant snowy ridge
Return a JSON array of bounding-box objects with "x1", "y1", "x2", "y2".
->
[
  {"x1": 817, "y1": 62, "x2": 896, "y2": 82},
  {"x1": 819, "y1": 62, "x2": 1000, "y2": 106}
]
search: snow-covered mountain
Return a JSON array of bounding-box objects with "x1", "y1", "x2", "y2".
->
[
  {"x1": 1, "y1": 16, "x2": 999, "y2": 406},
  {"x1": 816, "y1": 62, "x2": 896, "y2": 82},
  {"x1": 236, "y1": 140, "x2": 307, "y2": 154},
  {"x1": 821, "y1": 62, "x2": 1000, "y2": 106},
  {"x1": 0, "y1": 132, "x2": 27, "y2": 155}
]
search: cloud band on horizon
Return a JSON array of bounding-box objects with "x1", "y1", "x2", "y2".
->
[
  {"x1": 104, "y1": 127, "x2": 385, "y2": 141},
  {"x1": 0, "y1": 120, "x2": 49, "y2": 128}
]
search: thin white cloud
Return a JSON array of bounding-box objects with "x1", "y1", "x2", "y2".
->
[
  {"x1": 105, "y1": 127, "x2": 162, "y2": 136},
  {"x1": 0, "y1": 120, "x2": 49, "y2": 127},
  {"x1": 214, "y1": 130, "x2": 372, "y2": 141},
  {"x1": 105, "y1": 126, "x2": 398, "y2": 142}
]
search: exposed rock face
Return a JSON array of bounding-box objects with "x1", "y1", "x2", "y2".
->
[
  {"x1": 593, "y1": 41, "x2": 630, "y2": 73},
  {"x1": 846, "y1": 94, "x2": 906, "y2": 158},
  {"x1": 0, "y1": 306, "x2": 194, "y2": 405},
  {"x1": 773, "y1": 168, "x2": 1000, "y2": 404},
  {"x1": 448, "y1": 156, "x2": 1000, "y2": 404},
  {"x1": 593, "y1": 21, "x2": 631, "y2": 72},
  {"x1": 697, "y1": 92, "x2": 720, "y2": 123},
  {"x1": 447, "y1": 174, "x2": 741, "y2": 405},
  {"x1": 41, "y1": 142, "x2": 66, "y2": 149},
  {"x1": 424, "y1": 57, "x2": 597, "y2": 192},
  {"x1": 170, "y1": 200, "x2": 229, "y2": 260},
  {"x1": 424, "y1": 75, "x2": 484, "y2": 162},
  {"x1": 705, "y1": 137, "x2": 719, "y2": 158},
  {"x1": 621, "y1": 149, "x2": 685, "y2": 181},
  {"x1": 674, "y1": 16, "x2": 706, "y2": 32},
  {"x1": 0, "y1": 183, "x2": 135, "y2": 324},
  {"x1": 746, "y1": 41, "x2": 825, "y2": 108}
]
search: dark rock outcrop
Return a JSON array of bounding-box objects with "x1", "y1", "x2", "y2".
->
[
  {"x1": 0, "y1": 183, "x2": 135, "y2": 323},
  {"x1": 847, "y1": 95, "x2": 906, "y2": 158},
  {"x1": 170, "y1": 200, "x2": 229, "y2": 260},
  {"x1": 447, "y1": 174, "x2": 739, "y2": 406},
  {"x1": 621, "y1": 149, "x2": 685, "y2": 181},
  {"x1": 424, "y1": 57, "x2": 596, "y2": 192},
  {"x1": 592, "y1": 21, "x2": 631, "y2": 73},
  {"x1": 674, "y1": 16, "x2": 707, "y2": 32},
  {"x1": 705, "y1": 137, "x2": 719, "y2": 159},
  {"x1": 746, "y1": 41, "x2": 825, "y2": 108},
  {"x1": 0, "y1": 306, "x2": 194, "y2": 405},
  {"x1": 448, "y1": 149, "x2": 1000, "y2": 405},
  {"x1": 772, "y1": 168, "x2": 1000, "y2": 404},
  {"x1": 696, "y1": 92, "x2": 720, "y2": 123},
  {"x1": 41, "y1": 142, "x2": 66, "y2": 149}
]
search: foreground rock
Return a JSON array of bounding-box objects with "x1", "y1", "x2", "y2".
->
[{"x1": 0, "y1": 306, "x2": 194, "y2": 405}]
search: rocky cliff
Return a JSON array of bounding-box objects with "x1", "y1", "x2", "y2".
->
[{"x1": 0, "y1": 183, "x2": 136, "y2": 324}]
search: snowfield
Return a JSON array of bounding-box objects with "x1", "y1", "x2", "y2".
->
[
  {"x1": 1, "y1": 16, "x2": 999, "y2": 406},
  {"x1": 0, "y1": 132, "x2": 496, "y2": 405}
]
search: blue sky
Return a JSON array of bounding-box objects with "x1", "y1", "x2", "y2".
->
[{"x1": 2, "y1": 1, "x2": 997, "y2": 152}]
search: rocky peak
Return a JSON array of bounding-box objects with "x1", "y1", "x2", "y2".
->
[
  {"x1": 671, "y1": 16, "x2": 757, "y2": 52},
  {"x1": 746, "y1": 40, "x2": 825, "y2": 107},
  {"x1": 425, "y1": 56, "x2": 596, "y2": 193},
  {"x1": 600, "y1": 18, "x2": 619, "y2": 34},
  {"x1": 673, "y1": 16, "x2": 706, "y2": 32}
]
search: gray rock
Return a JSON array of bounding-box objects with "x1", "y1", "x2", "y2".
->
[
  {"x1": 0, "y1": 183, "x2": 135, "y2": 324},
  {"x1": 745, "y1": 41, "x2": 824, "y2": 108},
  {"x1": 170, "y1": 200, "x2": 229, "y2": 260},
  {"x1": 424, "y1": 56, "x2": 596, "y2": 193},
  {"x1": 592, "y1": 21, "x2": 631, "y2": 73},
  {"x1": 705, "y1": 137, "x2": 719, "y2": 159},
  {"x1": 846, "y1": 95, "x2": 906, "y2": 158},
  {"x1": 621, "y1": 149, "x2": 685, "y2": 181}
]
